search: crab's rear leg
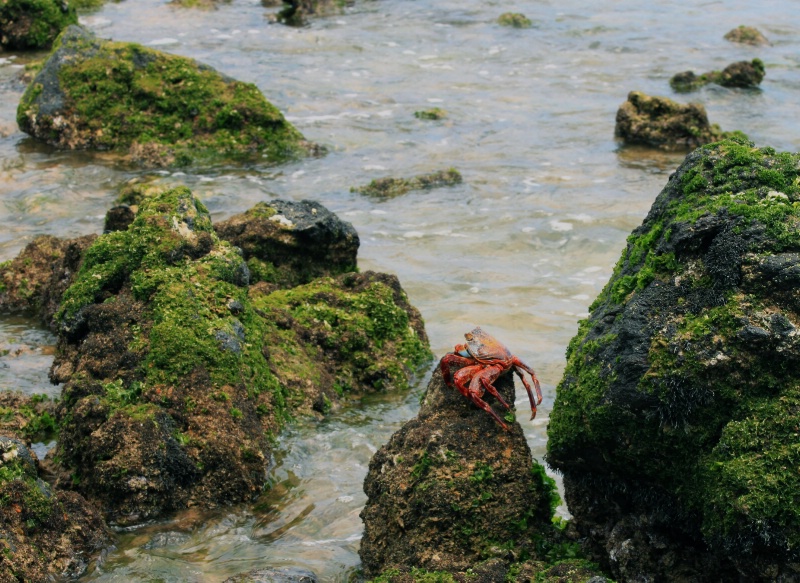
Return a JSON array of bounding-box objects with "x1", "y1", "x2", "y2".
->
[{"x1": 512, "y1": 357, "x2": 543, "y2": 419}]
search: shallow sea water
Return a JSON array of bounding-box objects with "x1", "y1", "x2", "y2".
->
[{"x1": 0, "y1": 0, "x2": 798, "y2": 580}]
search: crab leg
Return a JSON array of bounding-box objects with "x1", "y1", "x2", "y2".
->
[
  {"x1": 476, "y1": 365, "x2": 511, "y2": 410},
  {"x1": 452, "y1": 364, "x2": 511, "y2": 431},
  {"x1": 512, "y1": 357, "x2": 543, "y2": 420}
]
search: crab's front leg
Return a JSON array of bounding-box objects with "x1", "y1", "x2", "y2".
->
[
  {"x1": 439, "y1": 352, "x2": 475, "y2": 387},
  {"x1": 511, "y1": 356, "x2": 543, "y2": 420},
  {"x1": 454, "y1": 364, "x2": 511, "y2": 431}
]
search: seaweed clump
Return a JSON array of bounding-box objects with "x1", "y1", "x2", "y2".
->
[
  {"x1": 547, "y1": 138, "x2": 800, "y2": 582},
  {"x1": 16, "y1": 25, "x2": 315, "y2": 168}
]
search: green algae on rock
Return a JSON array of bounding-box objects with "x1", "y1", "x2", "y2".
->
[
  {"x1": 0, "y1": 233, "x2": 97, "y2": 329},
  {"x1": 16, "y1": 25, "x2": 315, "y2": 168},
  {"x1": 17, "y1": 186, "x2": 431, "y2": 524},
  {"x1": 497, "y1": 12, "x2": 532, "y2": 28},
  {"x1": 352, "y1": 168, "x2": 463, "y2": 198},
  {"x1": 547, "y1": 138, "x2": 800, "y2": 582},
  {"x1": 615, "y1": 91, "x2": 746, "y2": 150},
  {"x1": 724, "y1": 25, "x2": 769, "y2": 46},
  {"x1": 670, "y1": 59, "x2": 765, "y2": 92},
  {"x1": 0, "y1": 0, "x2": 77, "y2": 50},
  {"x1": 0, "y1": 436, "x2": 112, "y2": 581},
  {"x1": 361, "y1": 369, "x2": 609, "y2": 582},
  {"x1": 413, "y1": 107, "x2": 447, "y2": 121}
]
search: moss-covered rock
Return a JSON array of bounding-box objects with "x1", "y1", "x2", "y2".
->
[
  {"x1": 9, "y1": 186, "x2": 431, "y2": 524},
  {"x1": 670, "y1": 59, "x2": 765, "y2": 92},
  {"x1": 724, "y1": 25, "x2": 769, "y2": 46},
  {"x1": 413, "y1": 108, "x2": 447, "y2": 121},
  {"x1": 0, "y1": 0, "x2": 77, "y2": 50},
  {"x1": 547, "y1": 138, "x2": 800, "y2": 581},
  {"x1": 0, "y1": 233, "x2": 97, "y2": 330},
  {"x1": 250, "y1": 271, "x2": 431, "y2": 413},
  {"x1": 615, "y1": 91, "x2": 745, "y2": 150},
  {"x1": 16, "y1": 25, "x2": 316, "y2": 168},
  {"x1": 352, "y1": 169, "x2": 463, "y2": 198},
  {"x1": 0, "y1": 436, "x2": 112, "y2": 581},
  {"x1": 497, "y1": 12, "x2": 532, "y2": 28},
  {"x1": 0, "y1": 392, "x2": 57, "y2": 442},
  {"x1": 361, "y1": 367, "x2": 609, "y2": 581},
  {"x1": 214, "y1": 199, "x2": 359, "y2": 290}
]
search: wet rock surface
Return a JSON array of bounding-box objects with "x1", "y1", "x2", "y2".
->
[
  {"x1": 360, "y1": 365, "x2": 607, "y2": 581},
  {"x1": 16, "y1": 25, "x2": 313, "y2": 168},
  {"x1": 547, "y1": 138, "x2": 800, "y2": 582},
  {"x1": 0, "y1": 436, "x2": 112, "y2": 582},
  {"x1": 214, "y1": 199, "x2": 360, "y2": 290},
  {"x1": 615, "y1": 91, "x2": 743, "y2": 150}
]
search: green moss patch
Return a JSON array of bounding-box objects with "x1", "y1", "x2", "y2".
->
[{"x1": 0, "y1": 0, "x2": 76, "y2": 50}]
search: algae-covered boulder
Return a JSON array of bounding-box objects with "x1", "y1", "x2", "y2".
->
[
  {"x1": 547, "y1": 138, "x2": 800, "y2": 581},
  {"x1": 0, "y1": 233, "x2": 96, "y2": 329},
  {"x1": 0, "y1": 436, "x2": 112, "y2": 581},
  {"x1": 670, "y1": 59, "x2": 765, "y2": 92},
  {"x1": 615, "y1": 91, "x2": 744, "y2": 150},
  {"x1": 16, "y1": 25, "x2": 314, "y2": 168},
  {"x1": 214, "y1": 199, "x2": 359, "y2": 290},
  {"x1": 0, "y1": 0, "x2": 76, "y2": 50},
  {"x1": 29, "y1": 186, "x2": 429, "y2": 524},
  {"x1": 360, "y1": 366, "x2": 608, "y2": 581},
  {"x1": 724, "y1": 25, "x2": 769, "y2": 46}
]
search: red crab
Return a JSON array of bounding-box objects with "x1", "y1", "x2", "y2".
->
[{"x1": 440, "y1": 327, "x2": 542, "y2": 431}]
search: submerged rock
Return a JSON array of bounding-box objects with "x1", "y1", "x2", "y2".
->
[
  {"x1": 16, "y1": 25, "x2": 315, "y2": 168},
  {"x1": 0, "y1": 436, "x2": 112, "y2": 581},
  {"x1": 670, "y1": 59, "x2": 765, "y2": 92},
  {"x1": 360, "y1": 363, "x2": 608, "y2": 581},
  {"x1": 547, "y1": 138, "x2": 800, "y2": 581},
  {"x1": 0, "y1": 186, "x2": 431, "y2": 525},
  {"x1": 724, "y1": 25, "x2": 769, "y2": 46},
  {"x1": 0, "y1": 0, "x2": 77, "y2": 50},
  {"x1": 615, "y1": 91, "x2": 745, "y2": 150},
  {"x1": 413, "y1": 108, "x2": 447, "y2": 121},
  {"x1": 214, "y1": 199, "x2": 359, "y2": 290},
  {"x1": 351, "y1": 168, "x2": 463, "y2": 198}
]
